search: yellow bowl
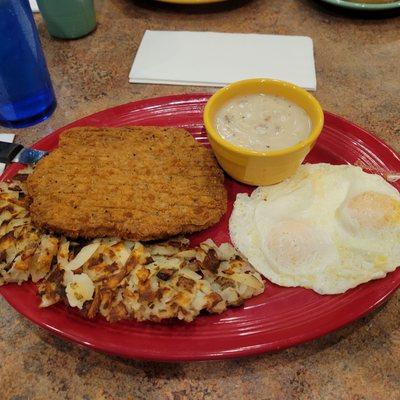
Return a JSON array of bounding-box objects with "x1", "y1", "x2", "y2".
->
[{"x1": 203, "y1": 78, "x2": 324, "y2": 186}]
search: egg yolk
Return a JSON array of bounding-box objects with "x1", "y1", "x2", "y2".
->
[
  {"x1": 346, "y1": 191, "x2": 400, "y2": 230},
  {"x1": 266, "y1": 220, "x2": 324, "y2": 271}
]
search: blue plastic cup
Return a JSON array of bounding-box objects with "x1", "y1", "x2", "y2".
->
[{"x1": 0, "y1": 0, "x2": 56, "y2": 128}]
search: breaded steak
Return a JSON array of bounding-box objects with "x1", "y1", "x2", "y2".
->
[{"x1": 27, "y1": 126, "x2": 227, "y2": 240}]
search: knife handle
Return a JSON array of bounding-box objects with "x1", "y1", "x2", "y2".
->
[{"x1": 0, "y1": 142, "x2": 23, "y2": 164}]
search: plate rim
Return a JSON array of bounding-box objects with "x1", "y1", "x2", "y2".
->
[
  {"x1": 2, "y1": 277, "x2": 400, "y2": 361},
  {"x1": 1, "y1": 93, "x2": 400, "y2": 361},
  {"x1": 155, "y1": 0, "x2": 227, "y2": 4},
  {"x1": 319, "y1": 0, "x2": 400, "y2": 10}
]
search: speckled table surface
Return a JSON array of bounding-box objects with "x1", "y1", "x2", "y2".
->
[{"x1": 1, "y1": 1, "x2": 400, "y2": 399}]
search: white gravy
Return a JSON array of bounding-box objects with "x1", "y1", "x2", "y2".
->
[{"x1": 215, "y1": 94, "x2": 311, "y2": 152}]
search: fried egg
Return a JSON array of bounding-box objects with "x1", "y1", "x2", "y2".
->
[{"x1": 229, "y1": 163, "x2": 400, "y2": 294}]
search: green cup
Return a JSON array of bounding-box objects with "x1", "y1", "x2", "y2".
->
[{"x1": 37, "y1": 0, "x2": 97, "y2": 39}]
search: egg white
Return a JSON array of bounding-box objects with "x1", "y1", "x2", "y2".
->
[{"x1": 229, "y1": 163, "x2": 400, "y2": 294}]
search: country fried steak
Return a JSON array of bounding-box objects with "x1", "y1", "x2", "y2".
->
[
  {"x1": 26, "y1": 126, "x2": 227, "y2": 240},
  {"x1": 0, "y1": 176, "x2": 264, "y2": 323}
]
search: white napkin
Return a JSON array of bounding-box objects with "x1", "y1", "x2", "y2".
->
[
  {"x1": 29, "y1": 0, "x2": 39, "y2": 12},
  {"x1": 129, "y1": 31, "x2": 316, "y2": 91},
  {"x1": 0, "y1": 134, "x2": 16, "y2": 175}
]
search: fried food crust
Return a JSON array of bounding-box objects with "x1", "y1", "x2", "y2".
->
[{"x1": 27, "y1": 126, "x2": 227, "y2": 240}]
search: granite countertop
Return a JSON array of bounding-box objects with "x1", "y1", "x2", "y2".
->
[{"x1": 1, "y1": 0, "x2": 400, "y2": 399}]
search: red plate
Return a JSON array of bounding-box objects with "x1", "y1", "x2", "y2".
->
[{"x1": 1, "y1": 94, "x2": 400, "y2": 361}]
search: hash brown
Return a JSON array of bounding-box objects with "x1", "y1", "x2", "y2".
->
[
  {"x1": 0, "y1": 171, "x2": 59, "y2": 286},
  {"x1": 27, "y1": 126, "x2": 227, "y2": 241},
  {"x1": 39, "y1": 237, "x2": 265, "y2": 323},
  {"x1": 0, "y1": 176, "x2": 264, "y2": 323}
]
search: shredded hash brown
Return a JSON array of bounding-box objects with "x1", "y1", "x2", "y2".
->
[
  {"x1": 0, "y1": 169, "x2": 59, "y2": 286},
  {"x1": 27, "y1": 126, "x2": 227, "y2": 241},
  {"x1": 0, "y1": 175, "x2": 264, "y2": 323}
]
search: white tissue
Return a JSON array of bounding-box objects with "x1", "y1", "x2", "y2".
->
[
  {"x1": 129, "y1": 30, "x2": 316, "y2": 91},
  {"x1": 0, "y1": 134, "x2": 16, "y2": 175}
]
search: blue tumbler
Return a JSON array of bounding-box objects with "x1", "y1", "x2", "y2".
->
[{"x1": 0, "y1": 0, "x2": 56, "y2": 128}]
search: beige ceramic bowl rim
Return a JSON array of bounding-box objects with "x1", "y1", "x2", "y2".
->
[{"x1": 203, "y1": 78, "x2": 325, "y2": 158}]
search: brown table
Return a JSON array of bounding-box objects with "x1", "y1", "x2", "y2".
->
[{"x1": 1, "y1": 1, "x2": 400, "y2": 399}]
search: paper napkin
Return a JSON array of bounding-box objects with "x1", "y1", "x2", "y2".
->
[
  {"x1": 0, "y1": 133, "x2": 16, "y2": 175},
  {"x1": 129, "y1": 31, "x2": 316, "y2": 91},
  {"x1": 30, "y1": 0, "x2": 39, "y2": 12}
]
